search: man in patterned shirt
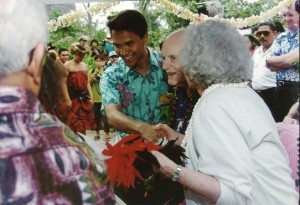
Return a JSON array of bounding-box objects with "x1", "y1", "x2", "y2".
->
[
  {"x1": 267, "y1": 1, "x2": 299, "y2": 121},
  {"x1": 100, "y1": 10, "x2": 169, "y2": 143},
  {"x1": 0, "y1": 0, "x2": 115, "y2": 204}
]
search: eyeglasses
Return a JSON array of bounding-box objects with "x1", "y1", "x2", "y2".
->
[{"x1": 256, "y1": 31, "x2": 271, "y2": 37}]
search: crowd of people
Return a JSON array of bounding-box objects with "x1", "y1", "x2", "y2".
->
[{"x1": 0, "y1": 0, "x2": 299, "y2": 204}]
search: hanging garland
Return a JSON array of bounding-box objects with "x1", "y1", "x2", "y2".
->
[
  {"x1": 48, "y1": 0, "x2": 294, "y2": 32},
  {"x1": 151, "y1": 0, "x2": 295, "y2": 28},
  {"x1": 48, "y1": 1, "x2": 119, "y2": 32}
]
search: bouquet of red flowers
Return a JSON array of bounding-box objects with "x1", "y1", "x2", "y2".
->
[{"x1": 102, "y1": 134, "x2": 187, "y2": 205}]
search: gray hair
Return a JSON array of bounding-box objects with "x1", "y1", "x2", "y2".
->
[
  {"x1": 0, "y1": 0, "x2": 48, "y2": 77},
  {"x1": 180, "y1": 20, "x2": 253, "y2": 86},
  {"x1": 196, "y1": 1, "x2": 224, "y2": 18},
  {"x1": 205, "y1": 1, "x2": 224, "y2": 18}
]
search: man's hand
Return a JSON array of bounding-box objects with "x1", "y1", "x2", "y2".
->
[
  {"x1": 138, "y1": 123, "x2": 163, "y2": 143},
  {"x1": 153, "y1": 123, "x2": 184, "y2": 145}
]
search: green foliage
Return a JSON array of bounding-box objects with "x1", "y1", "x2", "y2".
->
[
  {"x1": 84, "y1": 55, "x2": 96, "y2": 71},
  {"x1": 49, "y1": 0, "x2": 284, "y2": 52},
  {"x1": 49, "y1": 9, "x2": 107, "y2": 69}
]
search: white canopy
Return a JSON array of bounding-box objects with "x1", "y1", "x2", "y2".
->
[{"x1": 42, "y1": 0, "x2": 138, "y2": 4}]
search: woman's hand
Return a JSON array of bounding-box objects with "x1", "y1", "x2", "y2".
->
[{"x1": 151, "y1": 150, "x2": 177, "y2": 178}]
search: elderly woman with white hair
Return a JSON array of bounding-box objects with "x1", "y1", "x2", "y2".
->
[{"x1": 152, "y1": 20, "x2": 298, "y2": 205}]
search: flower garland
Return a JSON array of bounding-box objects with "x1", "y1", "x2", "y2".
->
[
  {"x1": 49, "y1": 0, "x2": 294, "y2": 32},
  {"x1": 48, "y1": 1, "x2": 119, "y2": 32},
  {"x1": 151, "y1": 0, "x2": 198, "y2": 21},
  {"x1": 181, "y1": 82, "x2": 249, "y2": 148},
  {"x1": 152, "y1": 0, "x2": 295, "y2": 28}
]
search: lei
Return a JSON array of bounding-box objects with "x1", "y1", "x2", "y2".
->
[
  {"x1": 181, "y1": 82, "x2": 249, "y2": 148},
  {"x1": 169, "y1": 87, "x2": 200, "y2": 134}
]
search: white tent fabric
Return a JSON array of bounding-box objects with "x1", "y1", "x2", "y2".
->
[{"x1": 42, "y1": 0, "x2": 138, "y2": 4}]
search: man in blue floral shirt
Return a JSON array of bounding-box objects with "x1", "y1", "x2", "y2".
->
[
  {"x1": 100, "y1": 10, "x2": 169, "y2": 142},
  {"x1": 267, "y1": 2, "x2": 299, "y2": 121},
  {"x1": 0, "y1": 1, "x2": 115, "y2": 204}
]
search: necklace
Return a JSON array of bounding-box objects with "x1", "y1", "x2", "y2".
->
[
  {"x1": 169, "y1": 87, "x2": 200, "y2": 134},
  {"x1": 181, "y1": 82, "x2": 248, "y2": 148}
]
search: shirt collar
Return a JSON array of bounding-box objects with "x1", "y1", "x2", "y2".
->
[{"x1": 120, "y1": 48, "x2": 162, "y2": 75}]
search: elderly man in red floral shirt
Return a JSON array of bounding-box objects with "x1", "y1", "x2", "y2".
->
[{"x1": 0, "y1": 0, "x2": 115, "y2": 204}]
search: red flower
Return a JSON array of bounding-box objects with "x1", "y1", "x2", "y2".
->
[{"x1": 102, "y1": 134, "x2": 161, "y2": 189}]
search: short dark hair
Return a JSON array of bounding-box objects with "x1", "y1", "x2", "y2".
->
[
  {"x1": 94, "y1": 54, "x2": 105, "y2": 61},
  {"x1": 107, "y1": 10, "x2": 148, "y2": 38},
  {"x1": 251, "y1": 25, "x2": 258, "y2": 34},
  {"x1": 90, "y1": 39, "x2": 99, "y2": 46},
  {"x1": 76, "y1": 44, "x2": 86, "y2": 51},
  {"x1": 243, "y1": 34, "x2": 261, "y2": 47},
  {"x1": 58, "y1": 47, "x2": 68, "y2": 55},
  {"x1": 258, "y1": 21, "x2": 277, "y2": 31},
  {"x1": 273, "y1": 20, "x2": 285, "y2": 33}
]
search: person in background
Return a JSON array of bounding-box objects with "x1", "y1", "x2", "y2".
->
[
  {"x1": 39, "y1": 55, "x2": 67, "y2": 115},
  {"x1": 90, "y1": 39, "x2": 101, "y2": 57},
  {"x1": 267, "y1": 1, "x2": 299, "y2": 122},
  {"x1": 277, "y1": 100, "x2": 299, "y2": 191},
  {"x1": 47, "y1": 48, "x2": 71, "y2": 123},
  {"x1": 274, "y1": 20, "x2": 285, "y2": 34},
  {"x1": 243, "y1": 34, "x2": 260, "y2": 55},
  {"x1": 89, "y1": 54, "x2": 110, "y2": 141},
  {"x1": 79, "y1": 35, "x2": 90, "y2": 50},
  {"x1": 162, "y1": 29, "x2": 200, "y2": 134},
  {"x1": 152, "y1": 20, "x2": 298, "y2": 205},
  {"x1": 196, "y1": 0, "x2": 224, "y2": 17},
  {"x1": 64, "y1": 45, "x2": 95, "y2": 135},
  {"x1": 105, "y1": 50, "x2": 119, "y2": 70},
  {"x1": 0, "y1": 0, "x2": 115, "y2": 204},
  {"x1": 250, "y1": 21, "x2": 278, "y2": 120},
  {"x1": 47, "y1": 49, "x2": 58, "y2": 60},
  {"x1": 58, "y1": 47, "x2": 69, "y2": 64},
  {"x1": 102, "y1": 34, "x2": 115, "y2": 59},
  {"x1": 251, "y1": 25, "x2": 259, "y2": 37}
]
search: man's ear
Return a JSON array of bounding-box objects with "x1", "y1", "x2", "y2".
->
[
  {"x1": 143, "y1": 33, "x2": 149, "y2": 45},
  {"x1": 26, "y1": 43, "x2": 45, "y2": 87}
]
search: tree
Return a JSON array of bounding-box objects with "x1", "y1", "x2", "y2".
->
[{"x1": 49, "y1": 0, "x2": 284, "y2": 51}]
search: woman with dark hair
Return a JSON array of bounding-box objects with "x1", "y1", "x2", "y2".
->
[
  {"x1": 64, "y1": 45, "x2": 96, "y2": 135},
  {"x1": 243, "y1": 34, "x2": 260, "y2": 55},
  {"x1": 90, "y1": 39, "x2": 101, "y2": 57},
  {"x1": 38, "y1": 55, "x2": 67, "y2": 115}
]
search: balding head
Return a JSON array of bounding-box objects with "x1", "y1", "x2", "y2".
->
[
  {"x1": 163, "y1": 29, "x2": 186, "y2": 50},
  {"x1": 162, "y1": 29, "x2": 187, "y2": 87}
]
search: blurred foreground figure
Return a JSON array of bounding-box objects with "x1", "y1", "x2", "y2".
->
[{"x1": 0, "y1": 0, "x2": 115, "y2": 204}]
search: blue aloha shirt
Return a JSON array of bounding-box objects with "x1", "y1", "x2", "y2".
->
[
  {"x1": 271, "y1": 30, "x2": 299, "y2": 82},
  {"x1": 100, "y1": 50, "x2": 168, "y2": 137}
]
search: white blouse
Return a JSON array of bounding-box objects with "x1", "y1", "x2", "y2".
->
[{"x1": 184, "y1": 86, "x2": 298, "y2": 205}]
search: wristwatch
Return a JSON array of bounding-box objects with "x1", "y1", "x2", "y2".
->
[{"x1": 171, "y1": 165, "x2": 182, "y2": 182}]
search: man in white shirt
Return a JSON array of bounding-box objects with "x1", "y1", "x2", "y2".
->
[{"x1": 251, "y1": 21, "x2": 278, "y2": 120}]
